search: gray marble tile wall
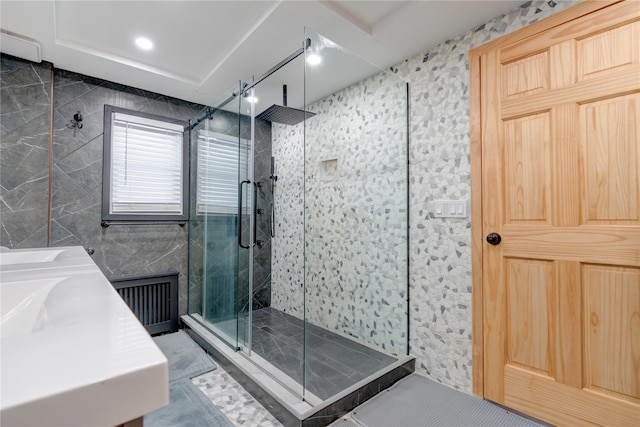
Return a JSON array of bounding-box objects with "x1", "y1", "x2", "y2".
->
[
  {"x1": 1, "y1": 59, "x2": 205, "y2": 315},
  {"x1": 1, "y1": 55, "x2": 52, "y2": 248},
  {"x1": 253, "y1": 117, "x2": 274, "y2": 311}
]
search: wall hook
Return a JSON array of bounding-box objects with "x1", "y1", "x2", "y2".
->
[
  {"x1": 67, "y1": 111, "x2": 83, "y2": 136},
  {"x1": 73, "y1": 111, "x2": 83, "y2": 128}
]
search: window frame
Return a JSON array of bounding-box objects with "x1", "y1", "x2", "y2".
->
[{"x1": 102, "y1": 105, "x2": 190, "y2": 222}]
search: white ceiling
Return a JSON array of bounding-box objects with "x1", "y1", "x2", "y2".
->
[{"x1": 0, "y1": 1, "x2": 522, "y2": 115}]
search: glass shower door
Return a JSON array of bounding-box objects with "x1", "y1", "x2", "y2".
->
[
  {"x1": 236, "y1": 83, "x2": 255, "y2": 354},
  {"x1": 187, "y1": 80, "x2": 253, "y2": 353}
]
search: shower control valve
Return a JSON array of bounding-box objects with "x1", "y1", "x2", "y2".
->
[{"x1": 257, "y1": 209, "x2": 265, "y2": 215}]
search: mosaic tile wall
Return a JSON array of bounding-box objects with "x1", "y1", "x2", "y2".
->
[
  {"x1": 271, "y1": 122, "x2": 305, "y2": 318},
  {"x1": 273, "y1": 0, "x2": 580, "y2": 393},
  {"x1": 272, "y1": 71, "x2": 409, "y2": 355},
  {"x1": 392, "y1": 0, "x2": 580, "y2": 392}
]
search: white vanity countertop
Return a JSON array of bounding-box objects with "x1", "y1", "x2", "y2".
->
[
  {"x1": 0, "y1": 245, "x2": 95, "y2": 272},
  {"x1": 0, "y1": 248, "x2": 168, "y2": 426}
]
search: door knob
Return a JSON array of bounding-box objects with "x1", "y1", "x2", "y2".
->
[{"x1": 486, "y1": 232, "x2": 502, "y2": 245}]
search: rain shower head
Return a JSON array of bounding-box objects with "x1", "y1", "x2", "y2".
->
[
  {"x1": 256, "y1": 105, "x2": 315, "y2": 125},
  {"x1": 255, "y1": 85, "x2": 315, "y2": 125}
]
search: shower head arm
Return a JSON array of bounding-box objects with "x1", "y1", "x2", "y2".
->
[
  {"x1": 190, "y1": 38, "x2": 311, "y2": 130},
  {"x1": 241, "y1": 38, "x2": 311, "y2": 95}
]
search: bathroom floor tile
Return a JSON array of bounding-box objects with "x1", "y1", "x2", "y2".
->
[{"x1": 193, "y1": 369, "x2": 283, "y2": 427}]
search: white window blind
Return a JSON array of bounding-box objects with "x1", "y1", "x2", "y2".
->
[
  {"x1": 197, "y1": 131, "x2": 249, "y2": 214},
  {"x1": 110, "y1": 112, "x2": 185, "y2": 215}
]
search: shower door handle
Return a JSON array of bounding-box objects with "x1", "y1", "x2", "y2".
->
[
  {"x1": 239, "y1": 180, "x2": 251, "y2": 249},
  {"x1": 252, "y1": 182, "x2": 261, "y2": 247}
]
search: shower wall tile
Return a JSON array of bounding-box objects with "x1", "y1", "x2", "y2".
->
[
  {"x1": 0, "y1": 56, "x2": 52, "y2": 248},
  {"x1": 253, "y1": 118, "x2": 273, "y2": 310},
  {"x1": 140, "y1": 95, "x2": 203, "y2": 121},
  {"x1": 0, "y1": 115, "x2": 50, "y2": 191},
  {"x1": 12, "y1": 225, "x2": 49, "y2": 249},
  {"x1": 0, "y1": 171, "x2": 50, "y2": 247},
  {"x1": 50, "y1": 164, "x2": 90, "y2": 211},
  {"x1": 52, "y1": 69, "x2": 102, "y2": 111},
  {"x1": 271, "y1": 122, "x2": 305, "y2": 318},
  {"x1": 272, "y1": 0, "x2": 580, "y2": 394},
  {"x1": 272, "y1": 73, "x2": 408, "y2": 356},
  {"x1": 304, "y1": 73, "x2": 408, "y2": 357},
  {"x1": 54, "y1": 136, "x2": 103, "y2": 194},
  {"x1": 0, "y1": 60, "x2": 51, "y2": 138},
  {"x1": 49, "y1": 219, "x2": 83, "y2": 247}
]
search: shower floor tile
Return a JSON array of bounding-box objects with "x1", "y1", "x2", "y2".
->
[{"x1": 251, "y1": 307, "x2": 397, "y2": 401}]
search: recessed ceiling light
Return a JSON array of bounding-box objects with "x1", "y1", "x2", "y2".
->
[
  {"x1": 306, "y1": 53, "x2": 321, "y2": 66},
  {"x1": 135, "y1": 37, "x2": 153, "y2": 50}
]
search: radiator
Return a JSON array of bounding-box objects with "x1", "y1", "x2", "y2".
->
[{"x1": 110, "y1": 272, "x2": 179, "y2": 335}]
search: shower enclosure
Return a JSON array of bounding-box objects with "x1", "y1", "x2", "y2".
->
[{"x1": 187, "y1": 28, "x2": 410, "y2": 409}]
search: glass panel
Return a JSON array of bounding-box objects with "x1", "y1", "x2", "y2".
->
[
  {"x1": 251, "y1": 69, "x2": 306, "y2": 397},
  {"x1": 188, "y1": 30, "x2": 409, "y2": 404},
  {"x1": 302, "y1": 28, "x2": 409, "y2": 400},
  {"x1": 188, "y1": 81, "x2": 248, "y2": 350},
  {"x1": 237, "y1": 80, "x2": 255, "y2": 354}
]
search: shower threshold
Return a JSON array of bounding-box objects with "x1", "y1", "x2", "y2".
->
[{"x1": 182, "y1": 312, "x2": 415, "y2": 427}]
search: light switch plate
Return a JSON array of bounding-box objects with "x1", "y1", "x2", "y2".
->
[{"x1": 434, "y1": 200, "x2": 467, "y2": 218}]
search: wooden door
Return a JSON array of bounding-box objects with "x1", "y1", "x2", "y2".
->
[{"x1": 472, "y1": 1, "x2": 640, "y2": 425}]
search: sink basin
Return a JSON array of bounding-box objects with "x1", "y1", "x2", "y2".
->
[
  {"x1": 0, "y1": 246, "x2": 95, "y2": 272},
  {"x1": 0, "y1": 249, "x2": 64, "y2": 266},
  {"x1": 0, "y1": 276, "x2": 66, "y2": 338},
  {"x1": 0, "y1": 257, "x2": 168, "y2": 426}
]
